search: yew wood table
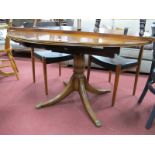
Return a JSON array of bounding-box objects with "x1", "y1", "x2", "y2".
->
[{"x1": 8, "y1": 27, "x2": 153, "y2": 127}]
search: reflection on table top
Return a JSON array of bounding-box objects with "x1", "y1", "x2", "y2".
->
[{"x1": 8, "y1": 27, "x2": 153, "y2": 48}]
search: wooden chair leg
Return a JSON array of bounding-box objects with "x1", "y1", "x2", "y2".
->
[
  {"x1": 43, "y1": 59, "x2": 48, "y2": 95},
  {"x1": 133, "y1": 46, "x2": 144, "y2": 95},
  {"x1": 59, "y1": 62, "x2": 61, "y2": 76},
  {"x1": 112, "y1": 65, "x2": 121, "y2": 106},
  {"x1": 86, "y1": 55, "x2": 92, "y2": 82},
  {"x1": 31, "y1": 48, "x2": 36, "y2": 83},
  {"x1": 108, "y1": 70, "x2": 112, "y2": 82},
  {"x1": 7, "y1": 52, "x2": 19, "y2": 80},
  {"x1": 132, "y1": 65, "x2": 140, "y2": 96},
  {"x1": 12, "y1": 57, "x2": 19, "y2": 72},
  {"x1": 10, "y1": 58, "x2": 19, "y2": 80},
  {"x1": 10, "y1": 50, "x2": 19, "y2": 72}
]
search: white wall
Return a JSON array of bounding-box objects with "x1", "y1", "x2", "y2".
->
[{"x1": 75, "y1": 19, "x2": 155, "y2": 35}]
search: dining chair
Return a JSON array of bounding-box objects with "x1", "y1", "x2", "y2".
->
[
  {"x1": 137, "y1": 42, "x2": 155, "y2": 129},
  {"x1": 0, "y1": 35, "x2": 19, "y2": 80},
  {"x1": 141, "y1": 60, "x2": 155, "y2": 129},
  {"x1": 87, "y1": 19, "x2": 144, "y2": 106},
  {"x1": 138, "y1": 43, "x2": 155, "y2": 104},
  {"x1": 31, "y1": 20, "x2": 73, "y2": 95},
  {"x1": 31, "y1": 49, "x2": 73, "y2": 95}
]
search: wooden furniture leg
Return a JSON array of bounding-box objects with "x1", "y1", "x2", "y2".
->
[
  {"x1": 11, "y1": 57, "x2": 19, "y2": 72},
  {"x1": 132, "y1": 65, "x2": 140, "y2": 95},
  {"x1": 9, "y1": 50, "x2": 19, "y2": 72},
  {"x1": 36, "y1": 78, "x2": 73, "y2": 108},
  {"x1": 79, "y1": 78, "x2": 102, "y2": 127},
  {"x1": 108, "y1": 71, "x2": 112, "y2": 82},
  {"x1": 59, "y1": 62, "x2": 61, "y2": 76},
  {"x1": 36, "y1": 54, "x2": 110, "y2": 127},
  {"x1": 31, "y1": 48, "x2": 36, "y2": 83},
  {"x1": 42, "y1": 59, "x2": 48, "y2": 95},
  {"x1": 86, "y1": 77, "x2": 110, "y2": 94},
  {"x1": 112, "y1": 65, "x2": 121, "y2": 106},
  {"x1": 10, "y1": 57, "x2": 19, "y2": 80},
  {"x1": 0, "y1": 57, "x2": 19, "y2": 80},
  {"x1": 133, "y1": 46, "x2": 144, "y2": 95}
]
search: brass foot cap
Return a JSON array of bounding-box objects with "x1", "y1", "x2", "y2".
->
[
  {"x1": 35, "y1": 103, "x2": 43, "y2": 109},
  {"x1": 95, "y1": 120, "x2": 102, "y2": 127},
  {"x1": 63, "y1": 81, "x2": 68, "y2": 86}
]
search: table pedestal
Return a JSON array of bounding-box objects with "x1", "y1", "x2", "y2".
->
[{"x1": 36, "y1": 54, "x2": 110, "y2": 127}]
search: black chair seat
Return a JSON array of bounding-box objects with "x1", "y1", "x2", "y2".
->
[
  {"x1": 92, "y1": 55, "x2": 138, "y2": 70},
  {"x1": 34, "y1": 50, "x2": 73, "y2": 64}
]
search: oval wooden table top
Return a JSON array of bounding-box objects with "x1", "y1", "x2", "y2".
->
[{"x1": 8, "y1": 27, "x2": 153, "y2": 49}]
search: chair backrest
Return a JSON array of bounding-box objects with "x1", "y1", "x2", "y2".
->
[
  {"x1": 36, "y1": 21, "x2": 56, "y2": 27},
  {"x1": 28, "y1": 19, "x2": 74, "y2": 28},
  {"x1": 11, "y1": 19, "x2": 34, "y2": 27},
  {"x1": 53, "y1": 19, "x2": 74, "y2": 26},
  {"x1": 147, "y1": 42, "x2": 155, "y2": 94},
  {"x1": 65, "y1": 19, "x2": 74, "y2": 26},
  {"x1": 4, "y1": 20, "x2": 11, "y2": 50},
  {"x1": 151, "y1": 42, "x2": 155, "y2": 77},
  {"x1": 139, "y1": 19, "x2": 146, "y2": 36},
  {"x1": 94, "y1": 19, "x2": 101, "y2": 32}
]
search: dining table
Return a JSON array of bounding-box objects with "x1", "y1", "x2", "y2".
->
[{"x1": 8, "y1": 27, "x2": 154, "y2": 127}]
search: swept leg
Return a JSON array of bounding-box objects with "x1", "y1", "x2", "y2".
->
[
  {"x1": 36, "y1": 80, "x2": 73, "y2": 109},
  {"x1": 85, "y1": 77, "x2": 110, "y2": 95},
  {"x1": 79, "y1": 79, "x2": 102, "y2": 127}
]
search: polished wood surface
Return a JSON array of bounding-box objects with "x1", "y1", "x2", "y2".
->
[
  {"x1": 8, "y1": 27, "x2": 153, "y2": 49},
  {"x1": 7, "y1": 27, "x2": 155, "y2": 127}
]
